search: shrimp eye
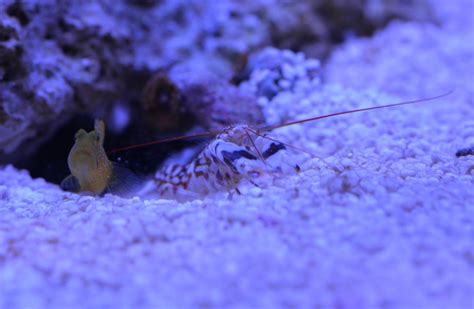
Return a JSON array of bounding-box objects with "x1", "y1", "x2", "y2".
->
[{"x1": 95, "y1": 133, "x2": 100, "y2": 142}]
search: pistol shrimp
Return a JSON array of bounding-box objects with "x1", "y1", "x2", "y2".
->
[{"x1": 109, "y1": 90, "x2": 453, "y2": 200}]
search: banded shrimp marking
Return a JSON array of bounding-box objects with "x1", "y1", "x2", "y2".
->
[{"x1": 108, "y1": 90, "x2": 454, "y2": 200}]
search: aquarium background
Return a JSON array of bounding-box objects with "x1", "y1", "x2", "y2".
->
[{"x1": 0, "y1": 0, "x2": 473, "y2": 308}]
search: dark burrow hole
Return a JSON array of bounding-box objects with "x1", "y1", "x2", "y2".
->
[
  {"x1": 6, "y1": 1, "x2": 30, "y2": 26},
  {"x1": 14, "y1": 109, "x2": 206, "y2": 185},
  {"x1": 126, "y1": 0, "x2": 158, "y2": 8},
  {"x1": 60, "y1": 44, "x2": 81, "y2": 57}
]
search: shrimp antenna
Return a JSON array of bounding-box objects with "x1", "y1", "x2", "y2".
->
[
  {"x1": 107, "y1": 89, "x2": 454, "y2": 154},
  {"x1": 107, "y1": 130, "x2": 220, "y2": 154},
  {"x1": 258, "y1": 89, "x2": 455, "y2": 132},
  {"x1": 246, "y1": 127, "x2": 331, "y2": 168}
]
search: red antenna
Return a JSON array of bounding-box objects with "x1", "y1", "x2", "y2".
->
[
  {"x1": 259, "y1": 89, "x2": 454, "y2": 132},
  {"x1": 107, "y1": 89, "x2": 454, "y2": 154},
  {"x1": 107, "y1": 131, "x2": 220, "y2": 154}
]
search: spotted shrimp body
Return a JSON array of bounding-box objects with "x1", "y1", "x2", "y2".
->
[{"x1": 139, "y1": 124, "x2": 299, "y2": 199}]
